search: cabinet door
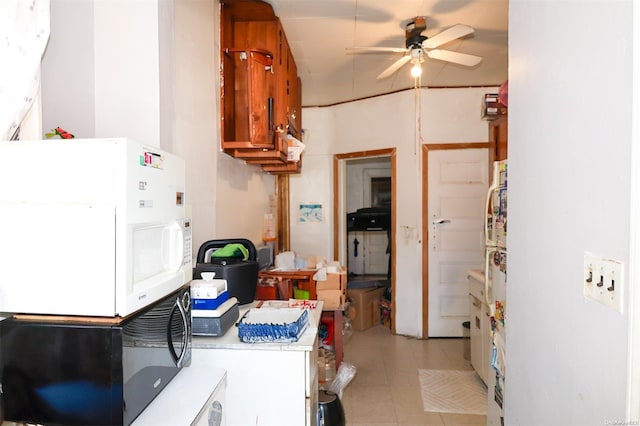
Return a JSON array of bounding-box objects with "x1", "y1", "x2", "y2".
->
[
  {"x1": 284, "y1": 37, "x2": 300, "y2": 138},
  {"x1": 193, "y1": 347, "x2": 311, "y2": 425},
  {"x1": 306, "y1": 336, "x2": 319, "y2": 426},
  {"x1": 468, "y1": 275, "x2": 488, "y2": 385},
  {"x1": 489, "y1": 116, "x2": 508, "y2": 164},
  {"x1": 294, "y1": 76, "x2": 302, "y2": 135},
  {"x1": 469, "y1": 293, "x2": 485, "y2": 383},
  {"x1": 223, "y1": 49, "x2": 275, "y2": 149},
  {"x1": 227, "y1": 20, "x2": 288, "y2": 162}
]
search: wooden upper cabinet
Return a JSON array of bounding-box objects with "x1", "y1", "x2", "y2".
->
[
  {"x1": 222, "y1": 47, "x2": 274, "y2": 150},
  {"x1": 489, "y1": 116, "x2": 508, "y2": 164},
  {"x1": 220, "y1": 0, "x2": 303, "y2": 172}
]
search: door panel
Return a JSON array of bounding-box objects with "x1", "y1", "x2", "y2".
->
[
  {"x1": 347, "y1": 231, "x2": 365, "y2": 275},
  {"x1": 427, "y1": 148, "x2": 489, "y2": 337},
  {"x1": 364, "y1": 230, "x2": 389, "y2": 275}
]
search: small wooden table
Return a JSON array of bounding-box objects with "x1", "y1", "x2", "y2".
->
[{"x1": 258, "y1": 269, "x2": 318, "y2": 299}]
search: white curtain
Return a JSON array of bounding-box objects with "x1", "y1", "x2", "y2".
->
[{"x1": 0, "y1": 0, "x2": 50, "y2": 140}]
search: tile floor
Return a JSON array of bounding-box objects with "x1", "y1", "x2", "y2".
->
[{"x1": 335, "y1": 324, "x2": 487, "y2": 426}]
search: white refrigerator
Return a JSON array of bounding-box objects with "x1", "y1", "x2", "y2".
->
[{"x1": 484, "y1": 160, "x2": 507, "y2": 426}]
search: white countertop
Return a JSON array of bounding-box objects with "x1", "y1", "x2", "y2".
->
[{"x1": 191, "y1": 300, "x2": 324, "y2": 352}]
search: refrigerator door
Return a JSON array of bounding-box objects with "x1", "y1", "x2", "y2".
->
[
  {"x1": 484, "y1": 159, "x2": 507, "y2": 426},
  {"x1": 486, "y1": 247, "x2": 506, "y2": 426}
]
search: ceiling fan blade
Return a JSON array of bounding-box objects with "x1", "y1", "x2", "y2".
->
[
  {"x1": 426, "y1": 49, "x2": 482, "y2": 67},
  {"x1": 377, "y1": 55, "x2": 412, "y2": 79},
  {"x1": 346, "y1": 46, "x2": 408, "y2": 54},
  {"x1": 422, "y1": 24, "x2": 475, "y2": 49}
]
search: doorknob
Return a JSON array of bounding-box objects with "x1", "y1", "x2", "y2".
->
[{"x1": 432, "y1": 219, "x2": 451, "y2": 225}]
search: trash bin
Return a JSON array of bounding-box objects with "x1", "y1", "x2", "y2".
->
[
  {"x1": 462, "y1": 321, "x2": 471, "y2": 360},
  {"x1": 318, "y1": 389, "x2": 345, "y2": 426}
]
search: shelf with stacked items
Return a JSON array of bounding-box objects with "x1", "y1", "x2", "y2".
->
[{"x1": 259, "y1": 133, "x2": 304, "y2": 173}]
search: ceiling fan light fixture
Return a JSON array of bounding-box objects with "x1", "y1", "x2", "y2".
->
[
  {"x1": 410, "y1": 63, "x2": 422, "y2": 78},
  {"x1": 355, "y1": 20, "x2": 482, "y2": 81}
]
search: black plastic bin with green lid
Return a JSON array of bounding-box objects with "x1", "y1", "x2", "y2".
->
[{"x1": 193, "y1": 238, "x2": 259, "y2": 304}]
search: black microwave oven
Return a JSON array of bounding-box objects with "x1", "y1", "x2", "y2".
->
[{"x1": 0, "y1": 285, "x2": 191, "y2": 425}]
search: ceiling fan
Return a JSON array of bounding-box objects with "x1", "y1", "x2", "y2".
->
[{"x1": 347, "y1": 17, "x2": 483, "y2": 80}]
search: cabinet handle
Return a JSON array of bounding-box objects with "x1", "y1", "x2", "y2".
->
[{"x1": 268, "y1": 97, "x2": 274, "y2": 133}]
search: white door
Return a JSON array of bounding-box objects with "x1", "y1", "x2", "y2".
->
[
  {"x1": 347, "y1": 231, "x2": 365, "y2": 275},
  {"x1": 427, "y1": 148, "x2": 489, "y2": 337},
  {"x1": 363, "y1": 230, "x2": 389, "y2": 275},
  {"x1": 363, "y1": 167, "x2": 391, "y2": 276}
]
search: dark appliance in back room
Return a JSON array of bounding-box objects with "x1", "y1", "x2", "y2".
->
[
  {"x1": 0, "y1": 286, "x2": 192, "y2": 426},
  {"x1": 346, "y1": 206, "x2": 392, "y2": 280}
]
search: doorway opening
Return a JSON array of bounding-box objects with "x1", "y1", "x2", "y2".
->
[{"x1": 334, "y1": 149, "x2": 396, "y2": 332}]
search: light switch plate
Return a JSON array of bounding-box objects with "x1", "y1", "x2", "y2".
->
[{"x1": 583, "y1": 252, "x2": 624, "y2": 313}]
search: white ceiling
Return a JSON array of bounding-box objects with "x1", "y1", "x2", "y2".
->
[{"x1": 266, "y1": 0, "x2": 509, "y2": 107}]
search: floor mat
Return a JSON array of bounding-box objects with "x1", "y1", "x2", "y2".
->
[{"x1": 418, "y1": 369, "x2": 487, "y2": 415}]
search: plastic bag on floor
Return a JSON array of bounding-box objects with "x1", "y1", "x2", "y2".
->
[{"x1": 328, "y1": 362, "x2": 357, "y2": 399}]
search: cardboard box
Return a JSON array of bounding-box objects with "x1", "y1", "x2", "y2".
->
[
  {"x1": 317, "y1": 289, "x2": 345, "y2": 309},
  {"x1": 347, "y1": 286, "x2": 386, "y2": 331},
  {"x1": 317, "y1": 269, "x2": 347, "y2": 291}
]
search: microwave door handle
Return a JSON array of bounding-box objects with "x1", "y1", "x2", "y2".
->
[
  {"x1": 175, "y1": 296, "x2": 189, "y2": 368},
  {"x1": 167, "y1": 296, "x2": 190, "y2": 368}
]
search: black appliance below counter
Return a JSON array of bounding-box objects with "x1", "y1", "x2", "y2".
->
[{"x1": 0, "y1": 286, "x2": 192, "y2": 426}]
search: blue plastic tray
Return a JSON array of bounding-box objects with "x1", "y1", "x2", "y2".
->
[{"x1": 237, "y1": 308, "x2": 309, "y2": 343}]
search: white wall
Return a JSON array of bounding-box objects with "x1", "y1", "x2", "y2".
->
[
  {"x1": 291, "y1": 87, "x2": 495, "y2": 337},
  {"x1": 289, "y1": 107, "x2": 334, "y2": 262},
  {"x1": 40, "y1": 0, "x2": 275, "y2": 259},
  {"x1": 42, "y1": 0, "x2": 173, "y2": 149},
  {"x1": 41, "y1": 0, "x2": 96, "y2": 139},
  {"x1": 173, "y1": 0, "x2": 274, "y2": 255},
  {"x1": 507, "y1": 0, "x2": 633, "y2": 423}
]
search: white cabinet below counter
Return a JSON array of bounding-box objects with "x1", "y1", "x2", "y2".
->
[
  {"x1": 191, "y1": 301, "x2": 323, "y2": 426},
  {"x1": 468, "y1": 269, "x2": 491, "y2": 385}
]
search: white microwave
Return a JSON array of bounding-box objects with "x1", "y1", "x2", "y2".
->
[{"x1": 0, "y1": 138, "x2": 192, "y2": 317}]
